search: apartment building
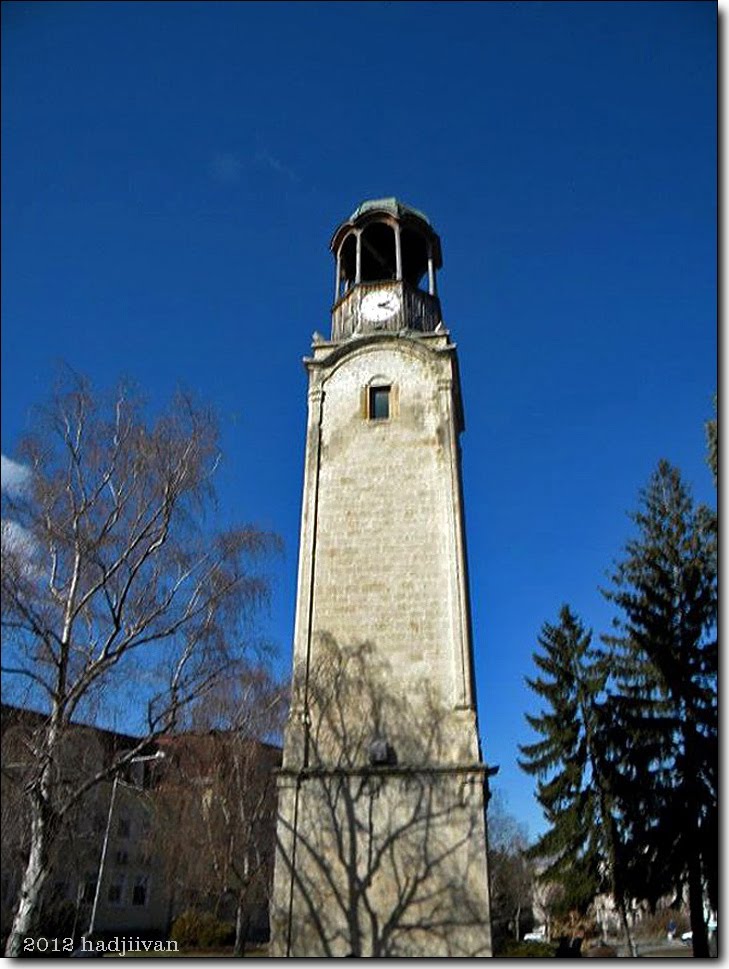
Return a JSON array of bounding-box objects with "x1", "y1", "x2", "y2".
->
[{"x1": 1, "y1": 705, "x2": 280, "y2": 945}]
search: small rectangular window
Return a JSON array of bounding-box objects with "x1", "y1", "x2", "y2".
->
[
  {"x1": 132, "y1": 876, "x2": 149, "y2": 907},
  {"x1": 52, "y1": 880, "x2": 68, "y2": 901},
  {"x1": 81, "y1": 878, "x2": 96, "y2": 904},
  {"x1": 369, "y1": 386, "x2": 390, "y2": 420},
  {"x1": 107, "y1": 878, "x2": 125, "y2": 905}
]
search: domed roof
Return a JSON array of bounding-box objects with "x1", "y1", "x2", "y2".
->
[
  {"x1": 330, "y1": 198, "x2": 440, "y2": 254},
  {"x1": 348, "y1": 197, "x2": 432, "y2": 227}
]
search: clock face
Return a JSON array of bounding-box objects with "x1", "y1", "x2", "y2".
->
[{"x1": 361, "y1": 289, "x2": 402, "y2": 323}]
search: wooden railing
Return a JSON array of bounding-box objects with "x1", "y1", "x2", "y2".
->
[{"x1": 331, "y1": 281, "x2": 442, "y2": 341}]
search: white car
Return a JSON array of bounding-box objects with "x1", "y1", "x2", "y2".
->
[
  {"x1": 523, "y1": 929, "x2": 547, "y2": 943},
  {"x1": 682, "y1": 919, "x2": 718, "y2": 945}
]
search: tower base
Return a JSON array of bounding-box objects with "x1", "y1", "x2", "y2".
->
[{"x1": 271, "y1": 766, "x2": 492, "y2": 958}]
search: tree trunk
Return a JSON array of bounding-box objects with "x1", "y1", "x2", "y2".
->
[
  {"x1": 687, "y1": 850, "x2": 709, "y2": 958},
  {"x1": 617, "y1": 896, "x2": 637, "y2": 958},
  {"x1": 5, "y1": 800, "x2": 53, "y2": 956},
  {"x1": 682, "y1": 732, "x2": 709, "y2": 959},
  {"x1": 234, "y1": 896, "x2": 249, "y2": 957}
]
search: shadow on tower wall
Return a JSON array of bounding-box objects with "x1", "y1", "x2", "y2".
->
[{"x1": 272, "y1": 635, "x2": 492, "y2": 957}]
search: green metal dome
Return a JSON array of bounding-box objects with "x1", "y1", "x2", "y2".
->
[
  {"x1": 329, "y1": 197, "x2": 442, "y2": 269},
  {"x1": 348, "y1": 197, "x2": 432, "y2": 227}
]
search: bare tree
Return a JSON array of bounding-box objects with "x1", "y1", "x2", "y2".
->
[
  {"x1": 531, "y1": 871, "x2": 564, "y2": 942},
  {"x1": 487, "y1": 792, "x2": 534, "y2": 946},
  {"x1": 154, "y1": 667, "x2": 286, "y2": 955},
  {"x1": 1, "y1": 375, "x2": 278, "y2": 955}
]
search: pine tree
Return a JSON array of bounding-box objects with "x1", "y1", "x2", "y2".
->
[
  {"x1": 602, "y1": 460, "x2": 717, "y2": 958},
  {"x1": 520, "y1": 607, "x2": 640, "y2": 951},
  {"x1": 705, "y1": 393, "x2": 717, "y2": 486},
  {"x1": 518, "y1": 608, "x2": 605, "y2": 920}
]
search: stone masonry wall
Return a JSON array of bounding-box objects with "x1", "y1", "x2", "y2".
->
[
  {"x1": 272, "y1": 333, "x2": 492, "y2": 957},
  {"x1": 304, "y1": 336, "x2": 476, "y2": 731}
]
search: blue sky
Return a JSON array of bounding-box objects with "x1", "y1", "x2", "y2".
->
[{"x1": 1, "y1": 1, "x2": 716, "y2": 839}]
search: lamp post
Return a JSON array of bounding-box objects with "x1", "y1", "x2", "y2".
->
[{"x1": 86, "y1": 750, "x2": 165, "y2": 940}]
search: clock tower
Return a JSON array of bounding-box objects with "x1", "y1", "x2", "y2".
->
[{"x1": 271, "y1": 199, "x2": 493, "y2": 957}]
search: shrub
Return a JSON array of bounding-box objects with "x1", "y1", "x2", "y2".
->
[
  {"x1": 40, "y1": 899, "x2": 77, "y2": 938},
  {"x1": 633, "y1": 908, "x2": 690, "y2": 939},
  {"x1": 497, "y1": 939, "x2": 556, "y2": 958},
  {"x1": 170, "y1": 909, "x2": 235, "y2": 950},
  {"x1": 551, "y1": 912, "x2": 600, "y2": 940}
]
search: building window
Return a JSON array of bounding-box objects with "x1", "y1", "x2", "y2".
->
[
  {"x1": 51, "y1": 880, "x2": 69, "y2": 901},
  {"x1": 81, "y1": 877, "x2": 96, "y2": 904},
  {"x1": 131, "y1": 875, "x2": 149, "y2": 907},
  {"x1": 369, "y1": 386, "x2": 390, "y2": 420},
  {"x1": 107, "y1": 877, "x2": 125, "y2": 906}
]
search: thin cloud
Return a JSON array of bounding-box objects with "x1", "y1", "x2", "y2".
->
[
  {"x1": 1, "y1": 455, "x2": 37, "y2": 574},
  {"x1": 1, "y1": 517, "x2": 43, "y2": 586},
  {"x1": 209, "y1": 151, "x2": 243, "y2": 184},
  {"x1": 253, "y1": 147, "x2": 300, "y2": 183},
  {"x1": 1, "y1": 455, "x2": 30, "y2": 496},
  {"x1": 1, "y1": 519, "x2": 34, "y2": 556}
]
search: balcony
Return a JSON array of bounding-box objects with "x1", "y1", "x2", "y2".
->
[{"x1": 331, "y1": 281, "x2": 442, "y2": 341}]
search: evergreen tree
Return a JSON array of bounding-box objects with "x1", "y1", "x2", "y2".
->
[
  {"x1": 602, "y1": 460, "x2": 717, "y2": 958},
  {"x1": 705, "y1": 393, "x2": 717, "y2": 486},
  {"x1": 520, "y1": 607, "x2": 639, "y2": 952},
  {"x1": 518, "y1": 608, "x2": 605, "y2": 918}
]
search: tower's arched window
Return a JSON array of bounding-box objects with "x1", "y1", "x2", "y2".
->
[
  {"x1": 338, "y1": 232, "x2": 357, "y2": 298},
  {"x1": 401, "y1": 226, "x2": 429, "y2": 290},
  {"x1": 364, "y1": 375, "x2": 395, "y2": 421},
  {"x1": 360, "y1": 221, "x2": 397, "y2": 283}
]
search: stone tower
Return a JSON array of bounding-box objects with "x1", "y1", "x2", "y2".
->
[{"x1": 271, "y1": 199, "x2": 493, "y2": 957}]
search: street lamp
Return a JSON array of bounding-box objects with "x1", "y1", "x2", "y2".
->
[{"x1": 85, "y1": 750, "x2": 165, "y2": 940}]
